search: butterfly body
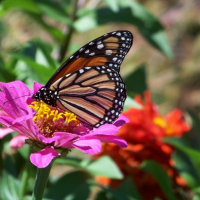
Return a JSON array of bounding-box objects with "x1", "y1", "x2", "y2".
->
[
  {"x1": 32, "y1": 30, "x2": 133, "y2": 129},
  {"x1": 32, "y1": 87, "x2": 58, "y2": 107}
]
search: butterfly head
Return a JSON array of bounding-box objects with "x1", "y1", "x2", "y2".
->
[{"x1": 32, "y1": 87, "x2": 57, "y2": 107}]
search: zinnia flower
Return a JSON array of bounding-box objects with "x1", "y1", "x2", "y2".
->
[
  {"x1": 0, "y1": 109, "x2": 14, "y2": 138},
  {"x1": 0, "y1": 81, "x2": 128, "y2": 168},
  {"x1": 94, "y1": 91, "x2": 190, "y2": 200}
]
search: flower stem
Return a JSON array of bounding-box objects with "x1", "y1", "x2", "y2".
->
[
  {"x1": 32, "y1": 162, "x2": 53, "y2": 200},
  {"x1": 58, "y1": 0, "x2": 79, "y2": 62}
]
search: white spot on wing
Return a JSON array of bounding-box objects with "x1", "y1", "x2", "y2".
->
[
  {"x1": 79, "y1": 69, "x2": 84, "y2": 73},
  {"x1": 89, "y1": 52, "x2": 95, "y2": 56},
  {"x1": 105, "y1": 50, "x2": 112, "y2": 55},
  {"x1": 113, "y1": 57, "x2": 117, "y2": 62},
  {"x1": 97, "y1": 44, "x2": 104, "y2": 49}
]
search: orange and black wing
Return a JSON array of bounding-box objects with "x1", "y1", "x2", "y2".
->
[
  {"x1": 46, "y1": 30, "x2": 133, "y2": 88},
  {"x1": 50, "y1": 65, "x2": 126, "y2": 128}
]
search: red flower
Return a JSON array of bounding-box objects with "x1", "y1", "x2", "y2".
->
[{"x1": 94, "y1": 91, "x2": 190, "y2": 200}]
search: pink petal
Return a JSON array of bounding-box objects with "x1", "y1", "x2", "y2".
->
[
  {"x1": 26, "y1": 82, "x2": 44, "y2": 105},
  {"x1": 10, "y1": 134, "x2": 27, "y2": 148},
  {"x1": 0, "y1": 127, "x2": 13, "y2": 139},
  {"x1": 38, "y1": 132, "x2": 79, "y2": 146},
  {"x1": 12, "y1": 112, "x2": 34, "y2": 125},
  {"x1": 30, "y1": 146, "x2": 58, "y2": 168},
  {"x1": 53, "y1": 132, "x2": 79, "y2": 147},
  {"x1": 0, "y1": 114, "x2": 38, "y2": 140},
  {"x1": 90, "y1": 124, "x2": 118, "y2": 136},
  {"x1": 33, "y1": 81, "x2": 44, "y2": 93},
  {"x1": 92, "y1": 135, "x2": 127, "y2": 147},
  {"x1": 113, "y1": 114, "x2": 129, "y2": 129},
  {"x1": 0, "y1": 81, "x2": 31, "y2": 119},
  {"x1": 72, "y1": 139, "x2": 101, "y2": 154}
]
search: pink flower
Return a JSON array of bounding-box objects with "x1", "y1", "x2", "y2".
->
[
  {"x1": 0, "y1": 110, "x2": 14, "y2": 138},
  {"x1": 0, "y1": 81, "x2": 128, "y2": 168}
]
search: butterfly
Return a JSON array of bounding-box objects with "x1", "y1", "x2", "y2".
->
[{"x1": 32, "y1": 30, "x2": 133, "y2": 129}]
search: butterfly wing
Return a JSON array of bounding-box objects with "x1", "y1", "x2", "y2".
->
[
  {"x1": 50, "y1": 65, "x2": 126, "y2": 128},
  {"x1": 46, "y1": 30, "x2": 133, "y2": 88}
]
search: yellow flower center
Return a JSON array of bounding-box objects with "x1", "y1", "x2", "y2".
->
[
  {"x1": 29, "y1": 100, "x2": 80, "y2": 138},
  {"x1": 153, "y1": 117, "x2": 167, "y2": 128},
  {"x1": 153, "y1": 117, "x2": 173, "y2": 135}
]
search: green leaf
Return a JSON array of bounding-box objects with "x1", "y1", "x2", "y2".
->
[
  {"x1": 1, "y1": 0, "x2": 40, "y2": 13},
  {"x1": 118, "y1": 178, "x2": 141, "y2": 200},
  {"x1": 0, "y1": 56, "x2": 14, "y2": 82},
  {"x1": 22, "y1": 197, "x2": 51, "y2": 200},
  {"x1": 187, "y1": 110, "x2": 200, "y2": 150},
  {"x1": 26, "y1": 12, "x2": 64, "y2": 40},
  {"x1": 45, "y1": 171, "x2": 91, "y2": 200},
  {"x1": 36, "y1": 0, "x2": 71, "y2": 24},
  {"x1": 0, "y1": 154, "x2": 20, "y2": 200},
  {"x1": 5, "y1": 40, "x2": 58, "y2": 86},
  {"x1": 163, "y1": 137, "x2": 200, "y2": 166},
  {"x1": 102, "y1": 0, "x2": 120, "y2": 12},
  {"x1": 96, "y1": 183, "x2": 137, "y2": 200},
  {"x1": 140, "y1": 160, "x2": 178, "y2": 200},
  {"x1": 74, "y1": 0, "x2": 173, "y2": 58},
  {"x1": 124, "y1": 64, "x2": 147, "y2": 97},
  {"x1": 54, "y1": 157, "x2": 83, "y2": 168},
  {"x1": 86, "y1": 156, "x2": 123, "y2": 179},
  {"x1": 164, "y1": 137, "x2": 200, "y2": 184},
  {"x1": 7, "y1": 53, "x2": 54, "y2": 85},
  {"x1": 124, "y1": 95, "x2": 143, "y2": 111},
  {"x1": 32, "y1": 40, "x2": 58, "y2": 69},
  {"x1": 95, "y1": 191, "x2": 110, "y2": 200},
  {"x1": 17, "y1": 145, "x2": 30, "y2": 160}
]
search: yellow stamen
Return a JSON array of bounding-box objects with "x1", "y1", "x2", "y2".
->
[{"x1": 29, "y1": 100, "x2": 80, "y2": 137}]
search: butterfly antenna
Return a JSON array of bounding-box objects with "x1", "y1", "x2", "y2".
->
[
  {"x1": 3, "y1": 94, "x2": 31, "y2": 106},
  {"x1": 9, "y1": 86, "x2": 30, "y2": 91}
]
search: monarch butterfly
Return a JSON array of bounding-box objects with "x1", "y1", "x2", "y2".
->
[{"x1": 32, "y1": 30, "x2": 133, "y2": 129}]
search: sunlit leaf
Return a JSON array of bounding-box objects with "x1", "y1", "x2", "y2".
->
[
  {"x1": 6, "y1": 53, "x2": 54, "y2": 86},
  {"x1": 86, "y1": 156, "x2": 123, "y2": 179},
  {"x1": 124, "y1": 95, "x2": 142, "y2": 111},
  {"x1": 1, "y1": 0, "x2": 40, "y2": 13},
  {"x1": 102, "y1": 0, "x2": 120, "y2": 12},
  {"x1": 54, "y1": 157, "x2": 83, "y2": 168}
]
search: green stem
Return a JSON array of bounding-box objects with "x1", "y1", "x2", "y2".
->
[
  {"x1": 32, "y1": 162, "x2": 53, "y2": 200},
  {"x1": 19, "y1": 158, "x2": 32, "y2": 199},
  {"x1": 58, "y1": 0, "x2": 79, "y2": 62}
]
